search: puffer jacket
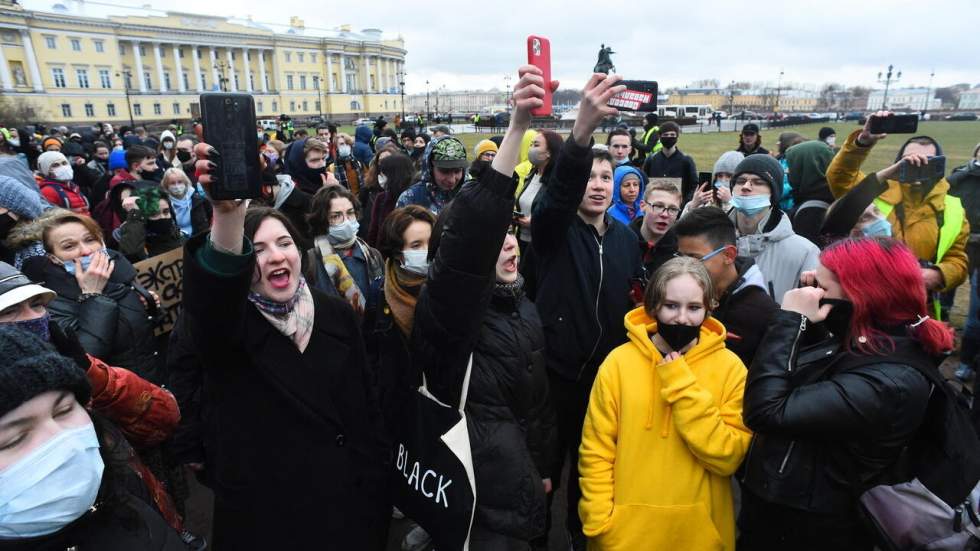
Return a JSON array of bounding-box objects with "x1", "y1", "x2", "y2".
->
[
  {"x1": 413, "y1": 166, "x2": 557, "y2": 541},
  {"x1": 827, "y1": 130, "x2": 970, "y2": 291},
  {"x1": 947, "y1": 153, "x2": 980, "y2": 272},
  {"x1": 22, "y1": 249, "x2": 165, "y2": 385},
  {"x1": 741, "y1": 309, "x2": 932, "y2": 518},
  {"x1": 730, "y1": 208, "x2": 819, "y2": 304}
]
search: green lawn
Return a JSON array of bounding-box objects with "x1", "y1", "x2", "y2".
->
[{"x1": 452, "y1": 121, "x2": 980, "y2": 174}]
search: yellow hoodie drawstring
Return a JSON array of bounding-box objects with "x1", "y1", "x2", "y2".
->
[{"x1": 661, "y1": 406, "x2": 672, "y2": 438}]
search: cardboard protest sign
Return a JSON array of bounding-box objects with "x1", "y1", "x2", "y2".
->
[{"x1": 134, "y1": 247, "x2": 183, "y2": 335}]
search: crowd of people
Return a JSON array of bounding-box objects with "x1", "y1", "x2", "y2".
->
[{"x1": 0, "y1": 61, "x2": 978, "y2": 551}]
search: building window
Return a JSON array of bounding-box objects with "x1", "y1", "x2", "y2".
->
[
  {"x1": 76, "y1": 69, "x2": 89, "y2": 88},
  {"x1": 84, "y1": 103, "x2": 94, "y2": 117},
  {"x1": 153, "y1": 103, "x2": 162, "y2": 115},
  {"x1": 94, "y1": 40, "x2": 104, "y2": 53},
  {"x1": 70, "y1": 39, "x2": 81, "y2": 51},
  {"x1": 264, "y1": 74, "x2": 269, "y2": 90},
  {"x1": 163, "y1": 72, "x2": 172, "y2": 90},
  {"x1": 248, "y1": 75, "x2": 254, "y2": 90},
  {"x1": 45, "y1": 36, "x2": 56, "y2": 49},
  {"x1": 160, "y1": 48, "x2": 166, "y2": 58},
  {"x1": 302, "y1": 100, "x2": 308, "y2": 111},
  {"x1": 173, "y1": 102, "x2": 180, "y2": 114},
  {"x1": 118, "y1": 43, "x2": 126, "y2": 55},
  {"x1": 311, "y1": 53, "x2": 316, "y2": 63},
  {"x1": 257, "y1": 100, "x2": 263, "y2": 112},
  {"x1": 144, "y1": 72, "x2": 152, "y2": 89},
  {"x1": 299, "y1": 75, "x2": 307, "y2": 90},
  {"x1": 231, "y1": 51, "x2": 236, "y2": 60},
  {"x1": 99, "y1": 69, "x2": 111, "y2": 88},
  {"x1": 182, "y1": 72, "x2": 189, "y2": 90},
  {"x1": 107, "y1": 103, "x2": 116, "y2": 116},
  {"x1": 272, "y1": 101, "x2": 278, "y2": 112},
  {"x1": 285, "y1": 52, "x2": 291, "y2": 62},
  {"x1": 369, "y1": 75, "x2": 375, "y2": 90},
  {"x1": 298, "y1": 52, "x2": 304, "y2": 63},
  {"x1": 178, "y1": 47, "x2": 185, "y2": 58},
  {"x1": 289, "y1": 100, "x2": 295, "y2": 111},
  {"x1": 286, "y1": 75, "x2": 294, "y2": 90},
  {"x1": 200, "y1": 72, "x2": 206, "y2": 89},
  {"x1": 315, "y1": 100, "x2": 320, "y2": 112},
  {"x1": 52, "y1": 68, "x2": 66, "y2": 88},
  {"x1": 134, "y1": 104, "x2": 142, "y2": 116},
  {"x1": 197, "y1": 49, "x2": 202, "y2": 59},
  {"x1": 139, "y1": 45, "x2": 146, "y2": 56},
  {"x1": 61, "y1": 103, "x2": 72, "y2": 117},
  {"x1": 234, "y1": 75, "x2": 239, "y2": 89},
  {"x1": 350, "y1": 100, "x2": 361, "y2": 110},
  {"x1": 331, "y1": 75, "x2": 338, "y2": 90}
]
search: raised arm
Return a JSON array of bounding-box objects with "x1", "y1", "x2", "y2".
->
[
  {"x1": 531, "y1": 74, "x2": 624, "y2": 255},
  {"x1": 826, "y1": 111, "x2": 890, "y2": 198}
]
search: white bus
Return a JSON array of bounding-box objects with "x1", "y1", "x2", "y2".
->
[{"x1": 658, "y1": 104, "x2": 716, "y2": 120}]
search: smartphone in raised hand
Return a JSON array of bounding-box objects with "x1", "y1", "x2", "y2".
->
[
  {"x1": 200, "y1": 93, "x2": 262, "y2": 200},
  {"x1": 868, "y1": 114, "x2": 919, "y2": 134},
  {"x1": 526, "y1": 36, "x2": 552, "y2": 117},
  {"x1": 898, "y1": 155, "x2": 946, "y2": 183}
]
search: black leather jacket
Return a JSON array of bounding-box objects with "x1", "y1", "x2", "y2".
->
[{"x1": 741, "y1": 309, "x2": 932, "y2": 515}]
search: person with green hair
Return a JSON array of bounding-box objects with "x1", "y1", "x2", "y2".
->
[{"x1": 116, "y1": 186, "x2": 184, "y2": 262}]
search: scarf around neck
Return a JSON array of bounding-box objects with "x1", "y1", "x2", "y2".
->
[
  {"x1": 248, "y1": 276, "x2": 315, "y2": 352},
  {"x1": 384, "y1": 260, "x2": 424, "y2": 337},
  {"x1": 314, "y1": 235, "x2": 365, "y2": 316}
]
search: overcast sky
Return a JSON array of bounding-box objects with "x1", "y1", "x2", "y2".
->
[{"x1": 26, "y1": 0, "x2": 979, "y2": 94}]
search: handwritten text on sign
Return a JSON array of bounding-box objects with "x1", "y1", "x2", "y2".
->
[{"x1": 134, "y1": 247, "x2": 183, "y2": 336}]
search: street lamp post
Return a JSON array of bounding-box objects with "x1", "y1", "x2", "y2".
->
[
  {"x1": 425, "y1": 79, "x2": 430, "y2": 125},
  {"x1": 115, "y1": 70, "x2": 136, "y2": 129},
  {"x1": 728, "y1": 80, "x2": 736, "y2": 115},
  {"x1": 773, "y1": 70, "x2": 784, "y2": 113},
  {"x1": 877, "y1": 65, "x2": 902, "y2": 110},
  {"x1": 504, "y1": 74, "x2": 512, "y2": 112},
  {"x1": 924, "y1": 69, "x2": 935, "y2": 115},
  {"x1": 397, "y1": 70, "x2": 406, "y2": 122},
  {"x1": 313, "y1": 75, "x2": 323, "y2": 120}
]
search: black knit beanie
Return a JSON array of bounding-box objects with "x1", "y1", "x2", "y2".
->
[
  {"x1": 0, "y1": 325, "x2": 90, "y2": 419},
  {"x1": 731, "y1": 154, "x2": 785, "y2": 206}
]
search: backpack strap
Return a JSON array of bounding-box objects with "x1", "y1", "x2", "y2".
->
[{"x1": 41, "y1": 182, "x2": 71, "y2": 209}]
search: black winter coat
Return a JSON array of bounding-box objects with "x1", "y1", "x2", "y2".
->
[
  {"x1": 413, "y1": 167, "x2": 557, "y2": 541},
  {"x1": 532, "y1": 137, "x2": 643, "y2": 382},
  {"x1": 641, "y1": 148, "x2": 699, "y2": 202},
  {"x1": 22, "y1": 250, "x2": 165, "y2": 385},
  {"x1": 167, "y1": 314, "x2": 206, "y2": 467},
  {"x1": 741, "y1": 310, "x2": 932, "y2": 519},
  {"x1": 181, "y1": 234, "x2": 389, "y2": 549},
  {"x1": 364, "y1": 288, "x2": 418, "y2": 435},
  {"x1": 948, "y1": 160, "x2": 980, "y2": 272},
  {"x1": 629, "y1": 217, "x2": 677, "y2": 279},
  {"x1": 712, "y1": 257, "x2": 779, "y2": 367}
]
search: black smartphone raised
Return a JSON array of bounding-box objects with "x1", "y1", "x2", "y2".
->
[
  {"x1": 698, "y1": 172, "x2": 713, "y2": 186},
  {"x1": 898, "y1": 155, "x2": 946, "y2": 183},
  {"x1": 609, "y1": 80, "x2": 658, "y2": 112},
  {"x1": 869, "y1": 114, "x2": 919, "y2": 134},
  {"x1": 200, "y1": 93, "x2": 262, "y2": 200}
]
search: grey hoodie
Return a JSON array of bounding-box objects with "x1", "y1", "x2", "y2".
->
[{"x1": 733, "y1": 209, "x2": 820, "y2": 304}]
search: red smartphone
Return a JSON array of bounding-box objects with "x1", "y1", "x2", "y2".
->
[{"x1": 527, "y1": 35, "x2": 552, "y2": 117}]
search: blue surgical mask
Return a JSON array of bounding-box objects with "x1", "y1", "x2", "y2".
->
[
  {"x1": 401, "y1": 248, "x2": 429, "y2": 276},
  {"x1": 327, "y1": 218, "x2": 359, "y2": 246},
  {"x1": 714, "y1": 178, "x2": 730, "y2": 189},
  {"x1": 862, "y1": 217, "x2": 892, "y2": 238},
  {"x1": 0, "y1": 423, "x2": 104, "y2": 538},
  {"x1": 616, "y1": 157, "x2": 630, "y2": 166},
  {"x1": 62, "y1": 250, "x2": 106, "y2": 275},
  {"x1": 731, "y1": 194, "x2": 771, "y2": 216}
]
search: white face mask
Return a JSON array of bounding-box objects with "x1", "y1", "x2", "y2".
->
[
  {"x1": 825, "y1": 136, "x2": 836, "y2": 147},
  {"x1": 0, "y1": 423, "x2": 104, "y2": 538},
  {"x1": 163, "y1": 141, "x2": 174, "y2": 150},
  {"x1": 52, "y1": 165, "x2": 73, "y2": 182},
  {"x1": 401, "y1": 248, "x2": 429, "y2": 276},
  {"x1": 168, "y1": 183, "x2": 188, "y2": 198},
  {"x1": 338, "y1": 144, "x2": 352, "y2": 158},
  {"x1": 7, "y1": 138, "x2": 20, "y2": 148},
  {"x1": 378, "y1": 174, "x2": 388, "y2": 189},
  {"x1": 327, "y1": 218, "x2": 360, "y2": 246}
]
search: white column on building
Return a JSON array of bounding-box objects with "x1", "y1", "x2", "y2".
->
[
  {"x1": 172, "y1": 44, "x2": 185, "y2": 92},
  {"x1": 191, "y1": 46, "x2": 203, "y2": 92},
  {"x1": 241, "y1": 48, "x2": 252, "y2": 93},
  {"x1": 0, "y1": 45, "x2": 13, "y2": 90},
  {"x1": 339, "y1": 54, "x2": 347, "y2": 93},
  {"x1": 19, "y1": 30, "x2": 43, "y2": 92},
  {"x1": 387, "y1": 58, "x2": 394, "y2": 91},
  {"x1": 258, "y1": 49, "x2": 268, "y2": 93},
  {"x1": 152, "y1": 43, "x2": 166, "y2": 91},
  {"x1": 132, "y1": 40, "x2": 147, "y2": 92},
  {"x1": 325, "y1": 53, "x2": 334, "y2": 93},
  {"x1": 362, "y1": 54, "x2": 371, "y2": 93},
  {"x1": 209, "y1": 47, "x2": 219, "y2": 91},
  {"x1": 381, "y1": 56, "x2": 388, "y2": 93},
  {"x1": 225, "y1": 49, "x2": 237, "y2": 92}
]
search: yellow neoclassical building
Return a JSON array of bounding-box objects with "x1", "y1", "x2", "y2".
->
[{"x1": 0, "y1": 1, "x2": 407, "y2": 125}]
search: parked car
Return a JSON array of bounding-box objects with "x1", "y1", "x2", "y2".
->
[
  {"x1": 843, "y1": 111, "x2": 865, "y2": 121},
  {"x1": 353, "y1": 117, "x2": 374, "y2": 126},
  {"x1": 257, "y1": 119, "x2": 278, "y2": 131},
  {"x1": 728, "y1": 110, "x2": 764, "y2": 120},
  {"x1": 945, "y1": 112, "x2": 978, "y2": 121}
]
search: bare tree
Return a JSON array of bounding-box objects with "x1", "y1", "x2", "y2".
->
[
  {"x1": 0, "y1": 96, "x2": 43, "y2": 128},
  {"x1": 817, "y1": 83, "x2": 843, "y2": 111}
]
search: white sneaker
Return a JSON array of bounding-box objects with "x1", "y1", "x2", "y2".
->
[{"x1": 401, "y1": 525, "x2": 432, "y2": 551}]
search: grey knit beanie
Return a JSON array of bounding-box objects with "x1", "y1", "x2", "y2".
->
[
  {"x1": 0, "y1": 325, "x2": 90, "y2": 419},
  {"x1": 713, "y1": 151, "x2": 745, "y2": 179},
  {"x1": 0, "y1": 175, "x2": 44, "y2": 219}
]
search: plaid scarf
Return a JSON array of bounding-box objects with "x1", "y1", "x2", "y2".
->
[{"x1": 248, "y1": 277, "x2": 315, "y2": 352}]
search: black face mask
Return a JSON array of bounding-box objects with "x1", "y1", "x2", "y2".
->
[
  {"x1": 660, "y1": 136, "x2": 678, "y2": 149},
  {"x1": 145, "y1": 218, "x2": 173, "y2": 239},
  {"x1": 657, "y1": 321, "x2": 701, "y2": 352},
  {"x1": 176, "y1": 150, "x2": 192, "y2": 163},
  {"x1": 819, "y1": 298, "x2": 854, "y2": 339},
  {"x1": 0, "y1": 212, "x2": 17, "y2": 238}
]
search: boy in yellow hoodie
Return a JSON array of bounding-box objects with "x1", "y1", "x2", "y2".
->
[{"x1": 579, "y1": 256, "x2": 751, "y2": 551}]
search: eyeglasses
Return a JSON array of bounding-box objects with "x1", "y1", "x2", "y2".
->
[
  {"x1": 644, "y1": 202, "x2": 681, "y2": 217},
  {"x1": 675, "y1": 245, "x2": 728, "y2": 262},
  {"x1": 733, "y1": 177, "x2": 769, "y2": 188},
  {"x1": 328, "y1": 209, "x2": 357, "y2": 225}
]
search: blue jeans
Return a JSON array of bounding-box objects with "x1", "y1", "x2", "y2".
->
[{"x1": 962, "y1": 270, "x2": 980, "y2": 365}]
